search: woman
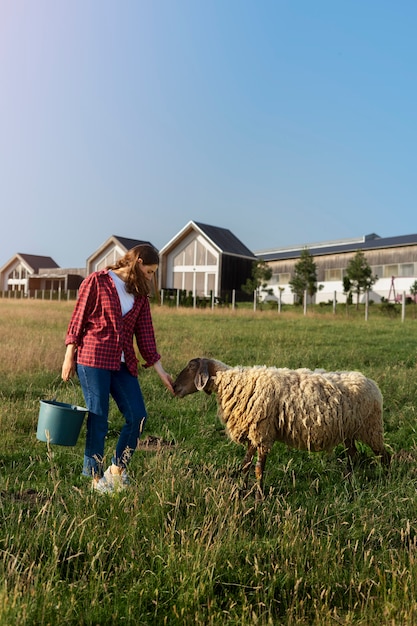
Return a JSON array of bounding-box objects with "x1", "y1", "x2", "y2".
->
[{"x1": 61, "y1": 243, "x2": 173, "y2": 493}]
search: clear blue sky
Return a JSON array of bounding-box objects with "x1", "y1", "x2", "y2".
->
[{"x1": 1, "y1": 0, "x2": 416, "y2": 268}]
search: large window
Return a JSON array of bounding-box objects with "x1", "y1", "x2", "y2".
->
[
  {"x1": 171, "y1": 237, "x2": 218, "y2": 297},
  {"x1": 174, "y1": 240, "x2": 216, "y2": 267},
  {"x1": 96, "y1": 249, "x2": 122, "y2": 271}
]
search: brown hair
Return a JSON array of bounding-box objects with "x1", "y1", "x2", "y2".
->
[{"x1": 107, "y1": 244, "x2": 159, "y2": 296}]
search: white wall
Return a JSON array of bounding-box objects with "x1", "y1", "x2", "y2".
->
[{"x1": 262, "y1": 276, "x2": 417, "y2": 305}]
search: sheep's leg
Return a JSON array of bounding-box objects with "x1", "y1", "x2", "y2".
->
[
  {"x1": 241, "y1": 443, "x2": 256, "y2": 489},
  {"x1": 345, "y1": 438, "x2": 357, "y2": 461},
  {"x1": 343, "y1": 438, "x2": 358, "y2": 478},
  {"x1": 254, "y1": 447, "x2": 268, "y2": 501},
  {"x1": 379, "y1": 448, "x2": 391, "y2": 466}
]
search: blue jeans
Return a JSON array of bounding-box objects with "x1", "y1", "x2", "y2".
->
[{"x1": 77, "y1": 363, "x2": 147, "y2": 478}]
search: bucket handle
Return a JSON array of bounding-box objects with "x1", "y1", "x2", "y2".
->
[{"x1": 49, "y1": 377, "x2": 79, "y2": 404}]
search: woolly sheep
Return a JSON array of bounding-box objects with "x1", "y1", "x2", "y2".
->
[{"x1": 173, "y1": 358, "x2": 390, "y2": 496}]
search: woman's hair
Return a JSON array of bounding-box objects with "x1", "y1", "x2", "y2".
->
[{"x1": 107, "y1": 243, "x2": 159, "y2": 296}]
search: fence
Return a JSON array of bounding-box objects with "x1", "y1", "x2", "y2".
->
[
  {"x1": 0, "y1": 289, "x2": 79, "y2": 301},
  {"x1": 1, "y1": 287, "x2": 416, "y2": 321}
]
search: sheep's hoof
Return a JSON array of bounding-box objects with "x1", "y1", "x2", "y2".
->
[{"x1": 255, "y1": 486, "x2": 265, "y2": 503}]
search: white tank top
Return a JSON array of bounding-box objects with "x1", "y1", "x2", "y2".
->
[
  {"x1": 109, "y1": 271, "x2": 135, "y2": 362},
  {"x1": 109, "y1": 270, "x2": 134, "y2": 315}
]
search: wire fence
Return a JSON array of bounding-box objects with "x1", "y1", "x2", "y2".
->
[{"x1": 1, "y1": 287, "x2": 417, "y2": 321}]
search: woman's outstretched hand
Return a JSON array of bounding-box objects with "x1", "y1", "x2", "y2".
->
[{"x1": 153, "y1": 361, "x2": 174, "y2": 395}]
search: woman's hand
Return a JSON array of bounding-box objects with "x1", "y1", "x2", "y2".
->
[
  {"x1": 153, "y1": 360, "x2": 174, "y2": 395},
  {"x1": 62, "y1": 344, "x2": 77, "y2": 381}
]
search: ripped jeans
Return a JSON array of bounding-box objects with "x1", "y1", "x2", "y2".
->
[{"x1": 77, "y1": 363, "x2": 147, "y2": 478}]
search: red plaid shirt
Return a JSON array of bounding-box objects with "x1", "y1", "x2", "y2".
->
[{"x1": 65, "y1": 270, "x2": 161, "y2": 376}]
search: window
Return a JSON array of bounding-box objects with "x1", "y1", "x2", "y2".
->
[
  {"x1": 173, "y1": 251, "x2": 184, "y2": 266},
  {"x1": 277, "y1": 273, "x2": 291, "y2": 284},
  {"x1": 183, "y1": 272, "x2": 193, "y2": 293},
  {"x1": 324, "y1": 269, "x2": 342, "y2": 281},
  {"x1": 96, "y1": 250, "x2": 121, "y2": 271},
  {"x1": 171, "y1": 238, "x2": 218, "y2": 297},
  {"x1": 173, "y1": 273, "x2": 183, "y2": 290},
  {"x1": 399, "y1": 263, "x2": 415, "y2": 277},
  {"x1": 372, "y1": 266, "x2": 383, "y2": 279},
  {"x1": 195, "y1": 272, "x2": 205, "y2": 294},
  {"x1": 384, "y1": 265, "x2": 399, "y2": 278},
  {"x1": 207, "y1": 250, "x2": 216, "y2": 265},
  {"x1": 207, "y1": 273, "x2": 216, "y2": 293},
  {"x1": 184, "y1": 242, "x2": 194, "y2": 265},
  {"x1": 196, "y1": 241, "x2": 205, "y2": 265}
]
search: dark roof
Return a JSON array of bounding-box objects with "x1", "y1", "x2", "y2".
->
[
  {"x1": 194, "y1": 222, "x2": 255, "y2": 259},
  {"x1": 18, "y1": 254, "x2": 59, "y2": 271},
  {"x1": 113, "y1": 236, "x2": 155, "y2": 251},
  {"x1": 257, "y1": 233, "x2": 417, "y2": 262}
]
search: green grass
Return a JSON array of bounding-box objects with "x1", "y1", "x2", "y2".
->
[{"x1": 1, "y1": 300, "x2": 417, "y2": 624}]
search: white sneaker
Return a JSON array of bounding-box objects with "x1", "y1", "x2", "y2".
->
[
  {"x1": 92, "y1": 474, "x2": 114, "y2": 494},
  {"x1": 92, "y1": 466, "x2": 130, "y2": 494}
]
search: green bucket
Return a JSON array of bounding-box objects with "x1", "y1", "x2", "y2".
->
[{"x1": 37, "y1": 382, "x2": 88, "y2": 446}]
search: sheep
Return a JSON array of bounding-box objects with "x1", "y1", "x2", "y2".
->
[{"x1": 172, "y1": 357, "x2": 390, "y2": 497}]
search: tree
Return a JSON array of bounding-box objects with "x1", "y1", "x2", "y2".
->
[
  {"x1": 242, "y1": 259, "x2": 272, "y2": 300},
  {"x1": 345, "y1": 250, "x2": 378, "y2": 310},
  {"x1": 410, "y1": 280, "x2": 417, "y2": 317},
  {"x1": 289, "y1": 248, "x2": 319, "y2": 305}
]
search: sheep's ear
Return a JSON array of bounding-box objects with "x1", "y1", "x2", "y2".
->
[
  {"x1": 195, "y1": 371, "x2": 209, "y2": 391},
  {"x1": 195, "y1": 361, "x2": 210, "y2": 391}
]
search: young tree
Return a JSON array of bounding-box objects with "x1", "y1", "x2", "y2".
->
[
  {"x1": 289, "y1": 248, "x2": 318, "y2": 305},
  {"x1": 343, "y1": 275, "x2": 353, "y2": 313},
  {"x1": 242, "y1": 259, "x2": 272, "y2": 300},
  {"x1": 345, "y1": 250, "x2": 378, "y2": 309},
  {"x1": 410, "y1": 280, "x2": 417, "y2": 317}
]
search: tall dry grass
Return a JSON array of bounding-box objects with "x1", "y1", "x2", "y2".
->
[{"x1": 1, "y1": 299, "x2": 417, "y2": 624}]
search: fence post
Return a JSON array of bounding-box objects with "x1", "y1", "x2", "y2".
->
[
  {"x1": 333, "y1": 291, "x2": 337, "y2": 314},
  {"x1": 303, "y1": 290, "x2": 307, "y2": 315},
  {"x1": 402, "y1": 291, "x2": 406, "y2": 322},
  {"x1": 278, "y1": 290, "x2": 282, "y2": 314},
  {"x1": 365, "y1": 290, "x2": 369, "y2": 321},
  {"x1": 253, "y1": 291, "x2": 257, "y2": 311},
  {"x1": 232, "y1": 289, "x2": 235, "y2": 310}
]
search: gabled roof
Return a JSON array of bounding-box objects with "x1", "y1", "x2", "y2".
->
[
  {"x1": 160, "y1": 221, "x2": 255, "y2": 259},
  {"x1": 112, "y1": 236, "x2": 154, "y2": 251},
  {"x1": 16, "y1": 253, "x2": 59, "y2": 272},
  {"x1": 194, "y1": 222, "x2": 255, "y2": 258},
  {"x1": 86, "y1": 235, "x2": 157, "y2": 269},
  {"x1": 256, "y1": 233, "x2": 417, "y2": 262}
]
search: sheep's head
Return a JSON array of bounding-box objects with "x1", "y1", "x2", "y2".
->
[{"x1": 173, "y1": 357, "x2": 229, "y2": 397}]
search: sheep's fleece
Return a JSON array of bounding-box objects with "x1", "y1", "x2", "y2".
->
[{"x1": 173, "y1": 358, "x2": 390, "y2": 491}]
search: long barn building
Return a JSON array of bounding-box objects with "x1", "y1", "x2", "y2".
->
[{"x1": 256, "y1": 233, "x2": 417, "y2": 304}]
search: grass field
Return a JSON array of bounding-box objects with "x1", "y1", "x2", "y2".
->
[{"x1": 1, "y1": 299, "x2": 417, "y2": 625}]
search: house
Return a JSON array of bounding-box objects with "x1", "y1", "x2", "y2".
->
[
  {"x1": 256, "y1": 233, "x2": 417, "y2": 304},
  {"x1": 158, "y1": 221, "x2": 256, "y2": 301},
  {"x1": 6, "y1": 226, "x2": 417, "y2": 305},
  {"x1": 86, "y1": 235, "x2": 154, "y2": 274},
  {"x1": 0, "y1": 253, "x2": 85, "y2": 295},
  {"x1": 0, "y1": 236, "x2": 155, "y2": 296}
]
